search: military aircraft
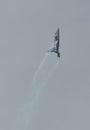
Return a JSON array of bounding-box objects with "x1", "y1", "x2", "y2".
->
[{"x1": 48, "y1": 28, "x2": 60, "y2": 58}]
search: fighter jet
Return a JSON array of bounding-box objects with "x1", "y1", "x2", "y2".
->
[{"x1": 48, "y1": 28, "x2": 60, "y2": 58}]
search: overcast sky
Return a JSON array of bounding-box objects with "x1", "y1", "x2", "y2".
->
[{"x1": 0, "y1": 0, "x2": 90, "y2": 130}]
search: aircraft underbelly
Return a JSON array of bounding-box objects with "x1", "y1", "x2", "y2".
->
[{"x1": 48, "y1": 28, "x2": 60, "y2": 58}]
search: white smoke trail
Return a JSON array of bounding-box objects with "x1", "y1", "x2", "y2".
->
[
  {"x1": 12, "y1": 53, "x2": 50, "y2": 130},
  {"x1": 12, "y1": 53, "x2": 59, "y2": 130},
  {"x1": 32, "y1": 53, "x2": 49, "y2": 88},
  {"x1": 43, "y1": 59, "x2": 59, "y2": 86},
  {"x1": 27, "y1": 53, "x2": 50, "y2": 103},
  {"x1": 37, "y1": 59, "x2": 60, "y2": 94}
]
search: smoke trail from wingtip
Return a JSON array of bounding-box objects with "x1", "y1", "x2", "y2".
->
[
  {"x1": 30, "y1": 53, "x2": 50, "y2": 100},
  {"x1": 12, "y1": 53, "x2": 50, "y2": 130},
  {"x1": 32, "y1": 53, "x2": 49, "y2": 87},
  {"x1": 12, "y1": 53, "x2": 60, "y2": 130},
  {"x1": 41, "y1": 59, "x2": 60, "y2": 89}
]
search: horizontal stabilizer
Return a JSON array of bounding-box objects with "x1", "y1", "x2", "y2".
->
[{"x1": 48, "y1": 47, "x2": 55, "y2": 52}]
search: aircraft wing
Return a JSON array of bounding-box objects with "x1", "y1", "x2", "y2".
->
[
  {"x1": 54, "y1": 28, "x2": 59, "y2": 52},
  {"x1": 48, "y1": 28, "x2": 60, "y2": 58}
]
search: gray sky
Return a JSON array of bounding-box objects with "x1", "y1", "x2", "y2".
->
[{"x1": 0, "y1": 0, "x2": 90, "y2": 130}]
